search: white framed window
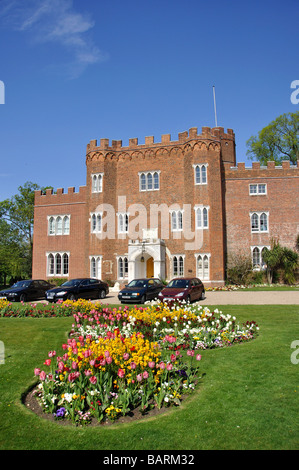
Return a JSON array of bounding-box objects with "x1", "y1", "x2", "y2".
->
[
  {"x1": 47, "y1": 215, "x2": 70, "y2": 236},
  {"x1": 193, "y1": 164, "x2": 208, "y2": 185},
  {"x1": 118, "y1": 256, "x2": 128, "y2": 279},
  {"x1": 195, "y1": 253, "x2": 210, "y2": 280},
  {"x1": 90, "y1": 256, "x2": 102, "y2": 279},
  {"x1": 47, "y1": 252, "x2": 69, "y2": 276},
  {"x1": 249, "y1": 183, "x2": 267, "y2": 195},
  {"x1": 172, "y1": 255, "x2": 184, "y2": 277},
  {"x1": 250, "y1": 212, "x2": 269, "y2": 233},
  {"x1": 171, "y1": 210, "x2": 183, "y2": 231},
  {"x1": 251, "y1": 246, "x2": 269, "y2": 269},
  {"x1": 118, "y1": 213, "x2": 129, "y2": 234},
  {"x1": 139, "y1": 171, "x2": 160, "y2": 191},
  {"x1": 90, "y1": 212, "x2": 102, "y2": 233},
  {"x1": 194, "y1": 206, "x2": 209, "y2": 229},
  {"x1": 91, "y1": 173, "x2": 104, "y2": 193}
]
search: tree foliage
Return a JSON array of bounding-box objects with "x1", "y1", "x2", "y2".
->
[
  {"x1": 246, "y1": 111, "x2": 299, "y2": 165},
  {"x1": 262, "y1": 239, "x2": 299, "y2": 284}
]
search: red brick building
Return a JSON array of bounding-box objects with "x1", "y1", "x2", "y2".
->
[{"x1": 32, "y1": 126, "x2": 299, "y2": 287}]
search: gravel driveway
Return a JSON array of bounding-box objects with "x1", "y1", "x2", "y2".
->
[{"x1": 102, "y1": 289, "x2": 299, "y2": 305}]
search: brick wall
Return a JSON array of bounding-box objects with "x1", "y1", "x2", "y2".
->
[{"x1": 223, "y1": 160, "x2": 299, "y2": 261}]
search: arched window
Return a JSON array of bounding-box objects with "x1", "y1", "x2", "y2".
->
[
  {"x1": 173, "y1": 256, "x2": 184, "y2": 277},
  {"x1": 48, "y1": 254, "x2": 54, "y2": 275},
  {"x1": 55, "y1": 253, "x2": 61, "y2": 274},
  {"x1": 260, "y1": 213, "x2": 268, "y2": 231},
  {"x1": 252, "y1": 247, "x2": 260, "y2": 267},
  {"x1": 63, "y1": 216, "x2": 70, "y2": 235},
  {"x1": 251, "y1": 213, "x2": 259, "y2": 232},
  {"x1": 171, "y1": 211, "x2": 177, "y2": 231},
  {"x1": 154, "y1": 172, "x2": 159, "y2": 189},
  {"x1": 147, "y1": 172, "x2": 153, "y2": 190},
  {"x1": 201, "y1": 165, "x2": 207, "y2": 184},
  {"x1": 90, "y1": 256, "x2": 102, "y2": 278},
  {"x1": 91, "y1": 214, "x2": 96, "y2": 232},
  {"x1": 96, "y1": 214, "x2": 102, "y2": 232},
  {"x1": 203, "y1": 207, "x2": 208, "y2": 228},
  {"x1": 196, "y1": 208, "x2": 202, "y2": 228},
  {"x1": 62, "y1": 253, "x2": 69, "y2": 275},
  {"x1": 140, "y1": 173, "x2": 146, "y2": 191},
  {"x1": 195, "y1": 165, "x2": 201, "y2": 184},
  {"x1": 49, "y1": 217, "x2": 55, "y2": 235},
  {"x1": 56, "y1": 216, "x2": 62, "y2": 235},
  {"x1": 197, "y1": 254, "x2": 209, "y2": 280},
  {"x1": 178, "y1": 211, "x2": 183, "y2": 230}
]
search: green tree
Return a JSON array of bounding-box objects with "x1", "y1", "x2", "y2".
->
[
  {"x1": 246, "y1": 111, "x2": 299, "y2": 165},
  {"x1": 262, "y1": 240, "x2": 298, "y2": 284}
]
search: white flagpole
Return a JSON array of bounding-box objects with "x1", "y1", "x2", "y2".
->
[{"x1": 213, "y1": 85, "x2": 218, "y2": 127}]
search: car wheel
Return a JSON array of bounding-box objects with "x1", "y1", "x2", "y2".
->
[
  {"x1": 187, "y1": 295, "x2": 191, "y2": 304},
  {"x1": 68, "y1": 293, "x2": 76, "y2": 301},
  {"x1": 99, "y1": 289, "x2": 106, "y2": 299},
  {"x1": 140, "y1": 295, "x2": 146, "y2": 304},
  {"x1": 200, "y1": 289, "x2": 205, "y2": 300},
  {"x1": 20, "y1": 293, "x2": 27, "y2": 302}
]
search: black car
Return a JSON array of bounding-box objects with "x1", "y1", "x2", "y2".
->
[
  {"x1": 45, "y1": 278, "x2": 109, "y2": 302},
  {"x1": 118, "y1": 278, "x2": 163, "y2": 304},
  {"x1": 0, "y1": 279, "x2": 55, "y2": 302}
]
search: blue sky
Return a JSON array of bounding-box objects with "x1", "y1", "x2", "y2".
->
[{"x1": 0, "y1": 0, "x2": 298, "y2": 200}]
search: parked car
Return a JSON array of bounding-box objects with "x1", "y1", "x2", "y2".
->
[
  {"x1": 158, "y1": 277, "x2": 205, "y2": 303},
  {"x1": 118, "y1": 278, "x2": 164, "y2": 303},
  {"x1": 0, "y1": 279, "x2": 55, "y2": 302},
  {"x1": 45, "y1": 278, "x2": 109, "y2": 302}
]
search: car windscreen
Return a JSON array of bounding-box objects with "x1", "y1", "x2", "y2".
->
[
  {"x1": 167, "y1": 279, "x2": 189, "y2": 288},
  {"x1": 61, "y1": 280, "x2": 80, "y2": 287},
  {"x1": 127, "y1": 280, "x2": 147, "y2": 288},
  {"x1": 12, "y1": 281, "x2": 32, "y2": 288}
]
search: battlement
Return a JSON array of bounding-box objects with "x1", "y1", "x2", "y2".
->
[
  {"x1": 224, "y1": 159, "x2": 299, "y2": 178},
  {"x1": 86, "y1": 126, "x2": 235, "y2": 153},
  {"x1": 34, "y1": 186, "x2": 87, "y2": 206}
]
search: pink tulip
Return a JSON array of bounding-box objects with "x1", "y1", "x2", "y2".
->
[
  {"x1": 34, "y1": 368, "x2": 41, "y2": 376},
  {"x1": 106, "y1": 356, "x2": 112, "y2": 364},
  {"x1": 39, "y1": 371, "x2": 46, "y2": 381},
  {"x1": 58, "y1": 361, "x2": 64, "y2": 371},
  {"x1": 44, "y1": 359, "x2": 51, "y2": 366},
  {"x1": 136, "y1": 374, "x2": 142, "y2": 382},
  {"x1": 159, "y1": 362, "x2": 166, "y2": 369},
  {"x1": 123, "y1": 353, "x2": 130, "y2": 361},
  {"x1": 187, "y1": 350, "x2": 194, "y2": 357},
  {"x1": 118, "y1": 368, "x2": 125, "y2": 378},
  {"x1": 196, "y1": 354, "x2": 202, "y2": 361},
  {"x1": 143, "y1": 371, "x2": 149, "y2": 379},
  {"x1": 148, "y1": 361, "x2": 155, "y2": 368},
  {"x1": 166, "y1": 363, "x2": 173, "y2": 371},
  {"x1": 130, "y1": 361, "x2": 137, "y2": 369},
  {"x1": 48, "y1": 350, "x2": 56, "y2": 357},
  {"x1": 89, "y1": 376, "x2": 97, "y2": 384},
  {"x1": 71, "y1": 361, "x2": 78, "y2": 370}
]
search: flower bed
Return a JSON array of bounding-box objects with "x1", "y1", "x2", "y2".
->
[{"x1": 32, "y1": 300, "x2": 259, "y2": 426}]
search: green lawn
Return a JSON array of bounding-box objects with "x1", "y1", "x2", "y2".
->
[{"x1": 0, "y1": 305, "x2": 298, "y2": 450}]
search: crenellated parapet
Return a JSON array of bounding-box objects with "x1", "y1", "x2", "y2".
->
[
  {"x1": 86, "y1": 126, "x2": 236, "y2": 165},
  {"x1": 224, "y1": 159, "x2": 299, "y2": 179},
  {"x1": 34, "y1": 186, "x2": 87, "y2": 206}
]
